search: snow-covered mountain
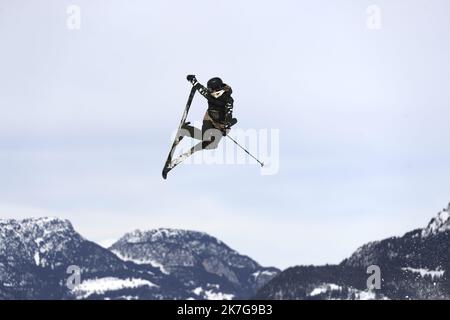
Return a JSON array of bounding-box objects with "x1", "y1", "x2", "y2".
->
[
  {"x1": 3, "y1": 203, "x2": 448, "y2": 300},
  {"x1": 0, "y1": 217, "x2": 197, "y2": 299},
  {"x1": 0, "y1": 218, "x2": 278, "y2": 300},
  {"x1": 109, "y1": 228, "x2": 279, "y2": 299},
  {"x1": 256, "y1": 203, "x2": 450, "y2": 300}
]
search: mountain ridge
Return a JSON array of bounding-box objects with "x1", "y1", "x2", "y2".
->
[
  {"x1": 109, "y1": 227, "x2": 280, "y2": 299},
  {"x1": 2, "y1": 203, "x2": 449, "y2": 300},
  {"x1": 255, "y1": 202, "x2": 450, "y2": 300},
  {"x1": 0, "y1": 217, "x2": 278, "y2": 299}
]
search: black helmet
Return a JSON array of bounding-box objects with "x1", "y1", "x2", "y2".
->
[{"x1": 207, "y1": 77, "x2": 224, "y2": 90}]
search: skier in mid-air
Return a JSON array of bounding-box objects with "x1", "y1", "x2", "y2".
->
[{"x1": 162, "y1": 75, "x2": 237, "y2": 179}]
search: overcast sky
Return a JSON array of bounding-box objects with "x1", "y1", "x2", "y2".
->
[{"x1": 1, "y1": 0, "x2": 450, "y2": 269}]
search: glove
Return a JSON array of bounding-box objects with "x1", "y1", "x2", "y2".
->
[
  {"x1": 186, "y1": 75, "x2": 196, "y2": 83},
  {"x1": 221, "y1": 128, "x2": 228, "y2": 137}
]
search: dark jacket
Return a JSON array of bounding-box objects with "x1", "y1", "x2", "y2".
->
[{"x1": 194, "y1": 83, "x2": 234, "y2": 124}]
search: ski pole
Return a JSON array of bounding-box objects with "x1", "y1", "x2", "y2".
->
[{"x1": 226, "y1": 135, "x2": 264, "y2": 167}]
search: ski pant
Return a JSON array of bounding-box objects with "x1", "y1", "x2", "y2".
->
[
  {"x1": 180, "y1": 120, "x2": 223, "y2": 153},
  {"x1": 167, "y1": 119, "x2": 226, "y2": 169}
]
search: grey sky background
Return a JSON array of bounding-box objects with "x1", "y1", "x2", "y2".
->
[{"x1": 1, "y1": 0, "x2": 450, "y2": 269}]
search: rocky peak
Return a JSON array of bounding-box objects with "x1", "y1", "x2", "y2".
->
[{"x1": 421, "y1": 203, "x2": 450, "y2": 237}]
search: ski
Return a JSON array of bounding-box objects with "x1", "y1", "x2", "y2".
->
[{"x1": 162, "y1": 86, "x2": 197, "y2": 179}]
